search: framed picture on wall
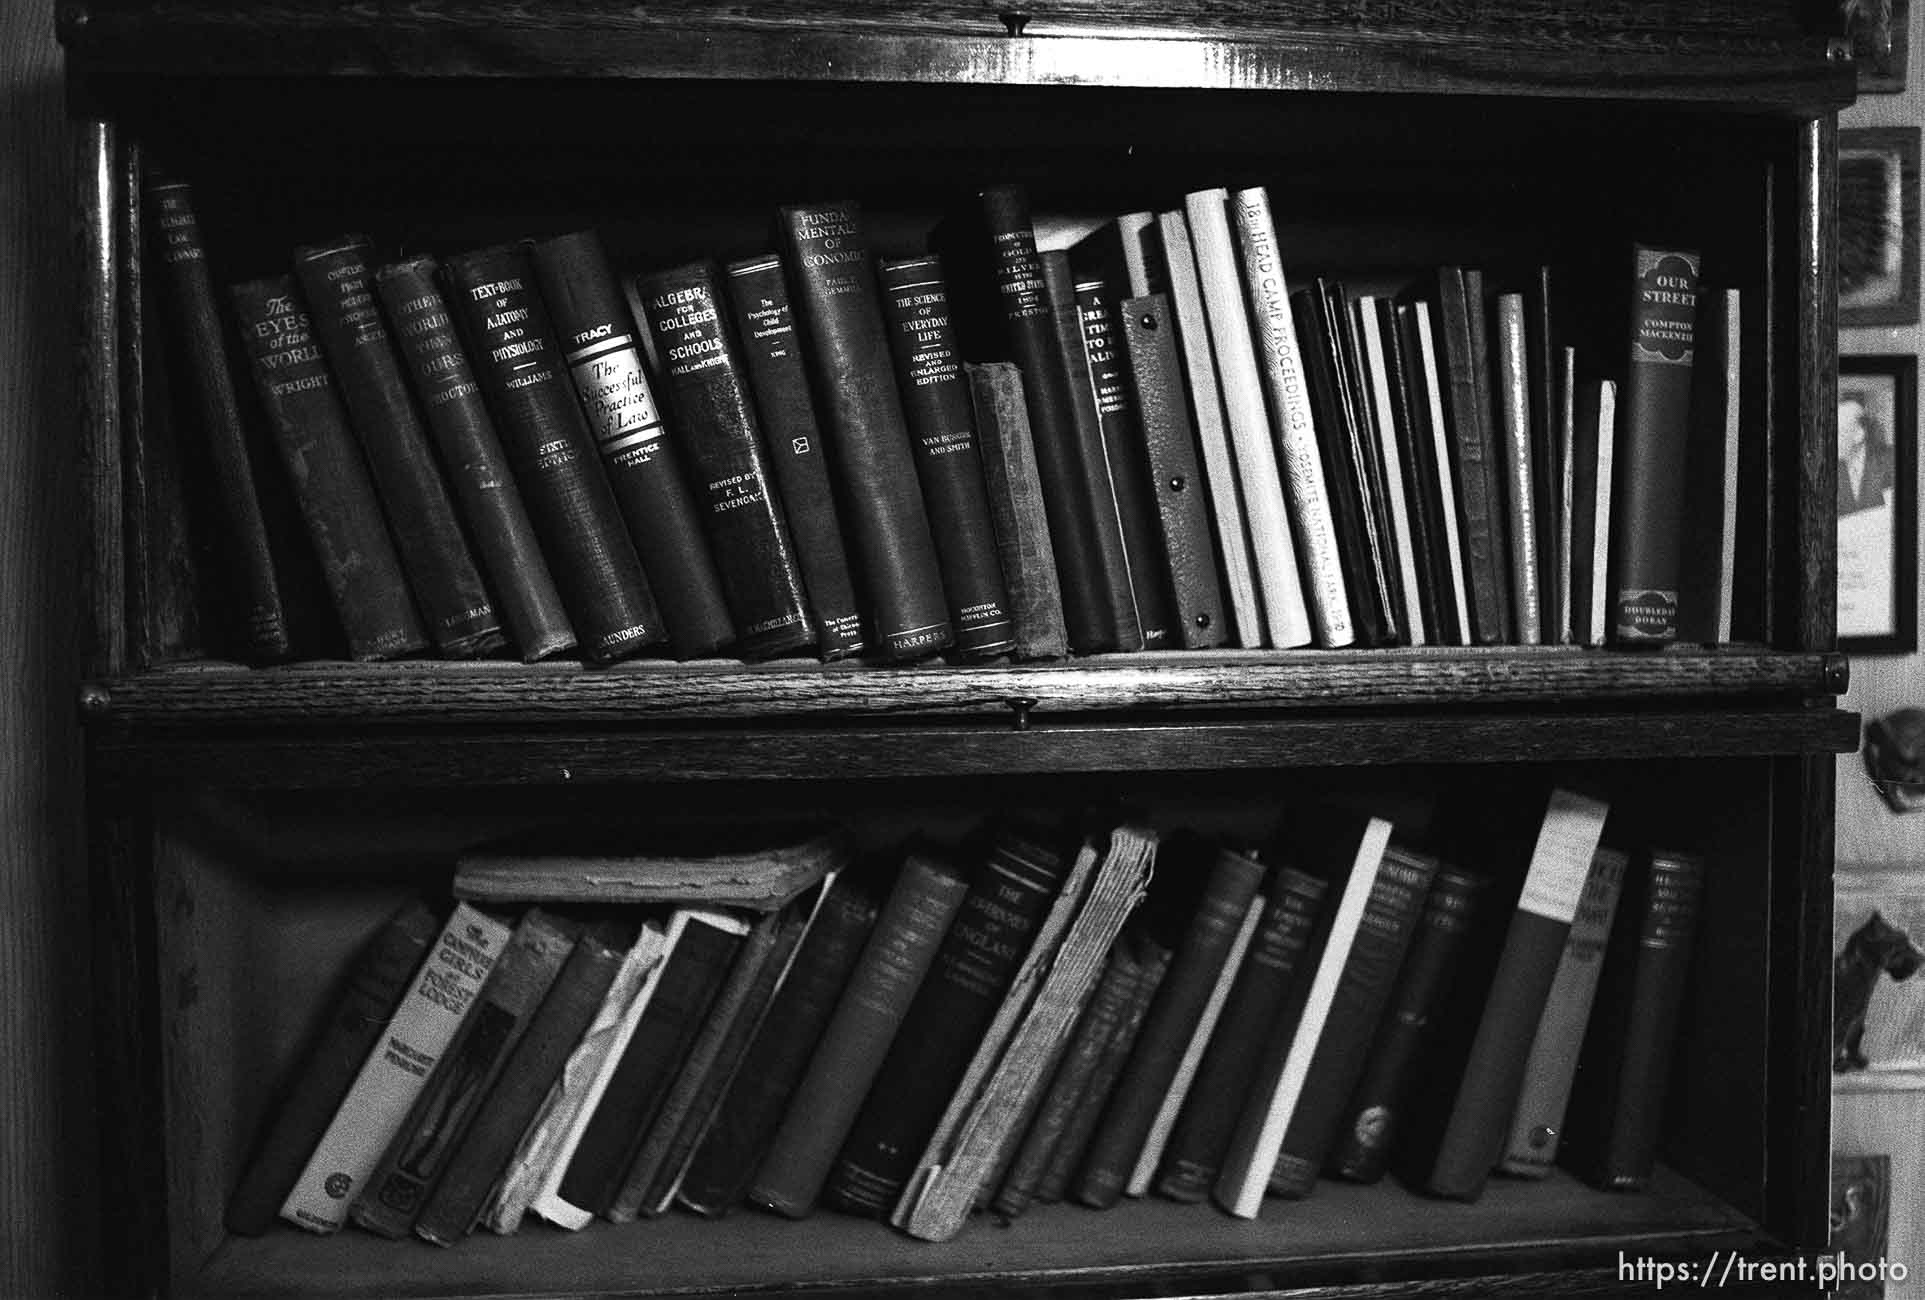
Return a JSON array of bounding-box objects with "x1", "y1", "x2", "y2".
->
[
  {"x1": 1839, "y1": 355, "x2": 1917, "y2": 653},
  {"x1": 1840, "y1": 129, "x2": 1921, "y2": 327},
  {"x1": 1849, "y1": 0, "x2": 1913, "y2": 92}
]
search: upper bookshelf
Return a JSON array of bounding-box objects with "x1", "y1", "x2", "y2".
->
[{"x1": 57, "y1": 0, "x2": 1855, "y2": 108}]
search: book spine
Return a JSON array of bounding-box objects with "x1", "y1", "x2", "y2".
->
[
  {"x1": 281, "y1": 903, "x2": 512, "y2": 1234},
  {"x1": 677, "y1": 886, "x2": 879, "y2": 1216},
  {"x1": 1074, "y1": 842, "x2": 1268, "y2": 1208},
  {"x1": 224, "y1": 900, "x2": 438, "y2": 1235},
  {"x1": 291, "y1": 237, "x2": 503, "y2": 658},
  {"x1": 415, "y1": 924, "x2": 630, "y2": 1246},
  {"x1": 1527, "y1": 266, "x2": 1562, "y2": 639},
  {"x1": 1555, "y1": 346, "x2": 1579, "y2": 644},
  {"x1": 350, "y1": 909, "x2": 577, "y2": 1239},
  {"x1": 1118, "y1": 294, "x2": 1229, "y2": 650},
  {"x1": 531, "y1": 230, "x2": 736, "y2": 660},
  {"x1": 877, "y1": 256, "x2": 1018, "y2": 658},
  {"x1": 1329, "y1": 867, "x2": 1489, "y2": 1183},
  {"x1": 438, "y1": 243, "x2": 664, "y2": 662},
  {"x1": 1500, "y1": 846, "x2": 1630, "y2": 1176},
  {"x1": 1612, "y1": 246, "x2": 1700, "y2": 642},
  {"x1": 965, "y1": 362, "x2": 1069, "y2": 659},
  {"x1": 1495, "y1": 293, "x2": 1543, "y2": 645},
  {"x1": 1184, "y1": 188, "x2": 1313, "y2": 649},
  {"x1": 825, "y1": 833, "x2": 1068, "y2": 1216},
  {"x1": 1072, "y1": 275, "x2": 1178, "y2": 650},
  {"x1": 1156, "y1": 866, "x2": 1327, "y2": 1203},
  {"x1": 1230, "y1": 186, "x2": 1354, "y2": 648},
  {"x1": 1380, "y1": 299, "x2": 1454, "y2": 643},
  {"x1": 775, "y1": 201, "x2": 954, "y2": 660},
  {"x1": 1677, "y1": 289, "x2": 1740, "y2": 644},
  {"x1": 1269, "y1": 846, "x2": 1441, "y2": 1198},
  {"x1": 723, "y1": 254, "x2": 867, "y2": 658},
  {"x1": 373, "y1": 257, "x2": 577, "y2": 663},
  {"x1": 979, "y1": 185, "x2": 1134, "y2": 654},
  {"x1": 1158, "y1": 208, "x2": 1263, "y2": 647},
  {"x1": 1405, "y1": 302, "x2": 1474, "y2": 644},
  {"x1": 1355, "y1": 296, "x2": 1429, "y2": 646},
  {"x1": 227, "y1": 276, "x2": 428, "y2": 661},
  {"x1": 1434, "y1": 267, "x2": 1512, "y2": 645},
  {"x1": 1427, "y1": 788, "x2": 1610, "y2": 1200},
  {"x1": 143, "y1": 177, "x2": 291, "y2": 660},
  {"x1": 749, "y1": 852, "x2": 971, "y2": 1217}
]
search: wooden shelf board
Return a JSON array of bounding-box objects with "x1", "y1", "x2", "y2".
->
[{"x1": 192, "y1": 1164, "x2": 1759, "y2": 1300}]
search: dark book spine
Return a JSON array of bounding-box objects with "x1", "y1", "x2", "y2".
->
[
  {"x1": 439, "y1": 243, "x2": 664, "y2": 663},
  {"x1": 1326, "y1": 280, "x2": 1409, "y2": 643},
  {"x1": 291, "y1": 237, "x2": 503, "y2": 658},
  {"x1": 634, "y1": 261, "x2": 815, "y2": 659},
  {"x1": 373, "y1": 257, "x2": 577, "y2": 663},
  {"x1": 775, "y1": 201, "x2": 954, "y2": 660},
  {"x1": 965, "y1": 362, "x2": 1069, "y2": 659},
  {"x1": 1526, "y1": 266, "x2": 1561, "y2": 638},
  {"x1": 877, "y1": 255, "x2": 1018, "y2": 658},
  {"x1": 144, "y1": 177, "x2": 291, "y2": 661},
  {"x1": 724, "y1": 254, "x2": 867, "y2": 659},
  {"x1": 1156, "y1": 866, "x2": 1327, "y2": 1203},
  {"x1": 351, "y1": 909, "x2": 577, "y2": 1239},
  {"x1": 1435, "y1": 267, "x2": 1512, "y2": 645},
  {"x1": 556, "y1": 917, "x2": 745, "y2": 1218},
  {"x1": 825, "y1": 832, "x2": 1068, "y2": 1216},
  {"x1": 749, "y1": 852, "x2": 971, "y2": 1218},
  {"x1": 677, "y1": 887, "x2": 879, "y2": 1216},
  {"x1": 1269, "y1": 846, "x2": 1441, "y2": 1197},
  {"x1": 1611, "y1": 246, "x2": 1701, "y2": 643},
  {"x1": 981, "y1": 186, "x2": 1134, "y2": 654},
  {"x1": 1073, "y1": 275, "x2": 1179, "y2": 649},
  {"x1": 1380, "y1": 299, "x2": 1456, "y2": 645},
  {"x1": 228, "y1": 276, "x2": 427, "y2": 660},
  {"x1": 414, "y1": 924, "x2": 629, "y2": 1246},
  {"x1": 530, "y1": 230, "x2": 735, "y2": 660},
  {"x1": 1074, "y1": 841, "x2": 1267, "y2": 1208},
  {"x1": 224, "y1": 900, "x2": 437, "y2": 1235},
  {"x1": 1118, "y1": 294, "x2": 1228, "y2": 650}
]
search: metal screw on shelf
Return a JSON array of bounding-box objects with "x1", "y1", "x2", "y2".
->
[
  {"x1": 1006, "y1": 696, "x2": 1040, "y2": 731},
  {"x1": 1000, "y1": 11, "x2": 1030, "y2": 37},
  {"x1": 78, "y1": 683, "x2": 112, "y2": 717}
]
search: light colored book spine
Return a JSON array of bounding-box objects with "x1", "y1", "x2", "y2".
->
[
  {"x1": 1556, "y1": 346, "x2": 1578, "y2": 645},
  {"x1": 1496, "y1": 293, "x2": 1543, "y2": 644},
  {"x1": 279, "y1": 902, "x2": 513, "y2": 1234},
  {"x1": 1229, "y1": 185, "x2": 1353, "y2": 648},
  {"x1": 1184, "y1": 188, "x2": 1313, "y2": 649},
  {"x1": 1714, "y1": 289, "x2": 1741, "y2": 642},
  {"x1": 481, "y1": 923, "x2": 668, "y2": 1233},
  {"x1": 1158, "y1": 208, "x2": 1263, "y2": 647},
  {"x1": 1124, "y1": 893, "x2": 1263, "y2": 1196},
  {"x1": 1356, "y1": 297, "x2": 1427, "y2": 646},
  {"x1": 1587, "y1": 380, "x2": 1619, "y2": 648},
  {"x1": 1411, "y1": 302, "x2": 1472, "y2": 644},
  {"x1": 1213, "y1": 816, "x2": 1394, "y2": 1219}
]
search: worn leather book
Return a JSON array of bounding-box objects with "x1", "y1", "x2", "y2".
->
[
  {"x1": 350, "y1": 908, "x2": 578, "y2": 1239},
  {"x1": 877, "y1": 255, "x2": 1018, "y2": 658},
  {"x1": 1118, "y1": 293, "x2": 1229, "y2": 649},
  {"x1": 1433, "y1": 266, "x2": 1512, "y2": 644},
  {"x1": 292, "y1": 236, "x2": 502, "y2": 658},
  {"x1": 627, "y1": 260, "x2": 814, "y2": 659},
  {"x1": 1611, "y1": 245, "x2": 1701, "y2": 642},
  {"x1": 677, "y1": 880, "x2": 879, "y2": 1216},
  {"x1": 966, "y1": 361, "x2": 1068, "y2": 659},
  {"x1": 440, "y1": 243, "x2": 664, "y2": 663},
  {"x1": 223, "y1": 899, "x2": 438, "y2": 1236},
  {"x1": 228, "y1": 276, "x2": 427, "y2": 661},
  {"x1": 144, "y1": 176, "x2": 292, "y2": 661},
  {"x1": 281, "y1": 903, "x2": 513, "y2": 1234},
  {"x1": 414, "y1": 920, "x2": 633, "y2": 1246},
  {"x1": 749, "y1": 850, "x2": 971, "y2": 1217},
  {"x1": 1493, "y1": 293, "x2": 1543, "y2": 645},
  {"x1": 776, "y1": 200, "x2": 954, "y2": 661},
  {"x1": 531, "y1": 230, "x2": 735, "y2": 660},
  {"x1": 373, "y1": 257, "x2": 577, "y2": 662},
  {"x1": 723, "y1": 254, "x2": 866, "y2": 659}
]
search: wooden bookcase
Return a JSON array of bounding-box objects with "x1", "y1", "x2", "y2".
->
[{"x1": 61, "y1": 3, "x2": 1859, "y2": 1297}]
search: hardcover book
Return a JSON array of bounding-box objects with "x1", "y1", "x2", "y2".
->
[
  {"x1": 1571, "y1": 378, "x2": 1620, "y2": 647},
  {"x1": 1355, "y1": 294, "x2": 1429, "y2": 645},
  {"x1": 1433, "y1": 267, "x2": 1512, "y2": 644},
  {"x1": 1494, "y1": 292, "x2": 1543, "y2": 645},
  {"x1": 1677, "y1": 287, "x2": 1741, "y2": 644},
  {"x1": 966, "y1": 361, "x2": 1069, "y2": 659},
  {"x1": 1381, "y1": 299, "x2": 1460, "y2": 644},
  {"x1": 1404, "y1": 302, "x2": 1473, "y2": 645}
]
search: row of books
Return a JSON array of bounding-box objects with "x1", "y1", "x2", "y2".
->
[
  {"x1": 150, "y1": 172, "x2": 1741, "y2": 669},
  {"x1": 223, "y1": 792, "x2": 1705, "y2": 1249}
]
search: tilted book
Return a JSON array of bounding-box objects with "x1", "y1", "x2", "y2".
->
[
  {"x1": 1405, "y1": 301, "x2": 1474, "y2": 645},
  {"x1": 1433, "y1": 266, "x2": 1512, "y2": 644},
  {"x1": 633, "y1": 261, "x2": 814, "y2": 660},
  {"x1": 373, "y1": 257, "x2": 577, "y2": 662},
  {"x1": 281, "y1": 902, "x2": 513, "y2": 1234},
  {"x1": 724, "y1": 254, "x2": 866, "y2": 659},
  {"x1": 292, "y1": 236, "x2": 503, "y2": 658},
  {"x1": 440, "y1": 243, "x2": 664, "y2": 663},
  {"x1": 532, "y1": 230, "x2": 736, "y2": 660},
  {"x1": 776, "y1": 200, "x2": 954, "y2": 661},
  {"x1": 228, "y1": 276, "x2": 427, "y2": 661},
  {"x1": 1355, "y1": 294, "x2": 1428, "y2": 645},
  {"x1": 966, "y1": 362, "x2": 1068, "y2": 660}
]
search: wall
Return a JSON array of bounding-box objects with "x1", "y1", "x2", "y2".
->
[{"x1": 0, "y1": 0, "x2": 95, "y2": 1297}]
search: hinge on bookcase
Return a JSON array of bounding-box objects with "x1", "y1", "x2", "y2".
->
[{"x1": 1005, "y1": 696, "x2": 1040, "y2": 731}]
